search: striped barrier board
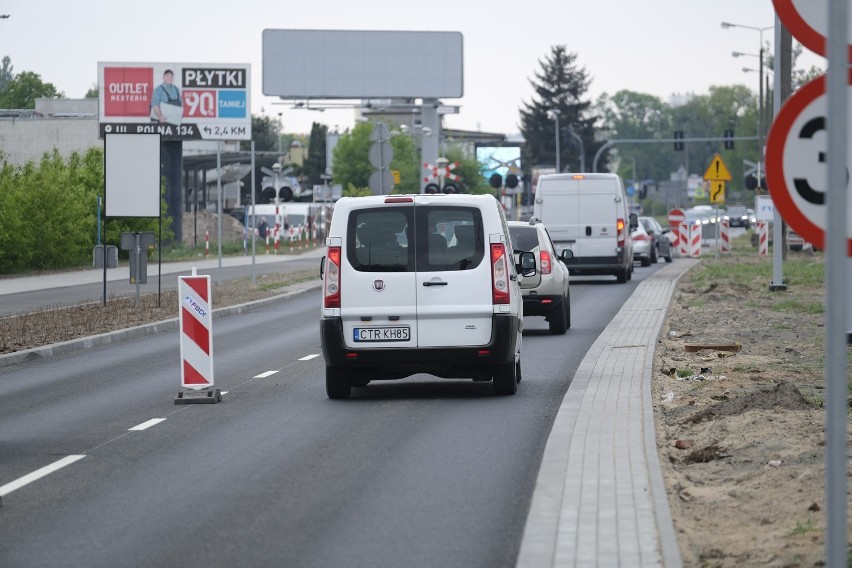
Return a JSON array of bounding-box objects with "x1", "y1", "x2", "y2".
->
[
  {"x1": 678, "y1": 223, "x2": 689, "y2": 256},
  {"x1": 720, "y1": 219, "x2": 731, "y2": 253},
  {"x1": 690, "y1": 223, "x2": 702, "y2": 257},
  {"x1": 176, "y1": 271, "x2": 220, "y2": 404},
  {"x1": 758, "y1": 221, "x2": 769, "y2": 256}
]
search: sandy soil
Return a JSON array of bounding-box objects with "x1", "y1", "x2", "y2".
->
[{"x1": 652, "y1": 250, "x2": 852, "y2": 567}]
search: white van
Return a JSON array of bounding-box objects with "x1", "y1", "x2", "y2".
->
[
  {"x1": 533, "y1": 173, "x2": 637, "y2": 283},
  {"x1": 319, "y1": 193, "x2": 536, "y2": 399}
]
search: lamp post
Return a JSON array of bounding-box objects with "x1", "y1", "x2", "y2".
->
[
  {"x1": 722, "y1": 21, "x2": 773, "y2": 189},
  {"x1": 277, "y1": 112, "x2": 283, "y2": 156},
  {"x1": 547, "y1": 109, "x2": 561, "y2": 173}
]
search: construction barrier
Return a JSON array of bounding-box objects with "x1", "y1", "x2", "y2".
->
[
  {"x1": 678, "y1": 223, "x2": 689, "y2": 256},
  {"x1": 689, "y1": 223, "x2": 702, "y2": 257},
  {"x1": 175, "y1": 269, "x2": 220, "y2": 404},
  {"x1": 720, "y1": 219, "x2": 731, "y2": 253},
  {"x1": 758, "y1": 221, "x2": 769, "y2": 256},
  {"x1": 204, "y1": 231, "x2": 209, "y2": 258}
]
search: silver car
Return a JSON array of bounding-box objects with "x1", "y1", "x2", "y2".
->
[{"x1": 508, "y1": 220, "x2": 572, "y2": 335}]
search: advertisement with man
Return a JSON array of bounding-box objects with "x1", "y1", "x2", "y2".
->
[{"x1": 98, "y1": 62, "x2": 251, "y2": 141}]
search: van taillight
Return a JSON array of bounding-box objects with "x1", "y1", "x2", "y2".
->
[
  {"x1": 617, "y1": 218, "x2": 626, "y2": 247},
  {"x1": 491, "y1": 243, "x2": 510, "y2": 305},
  {"x1": 539, "y1": 250, "x2": 552, "y2": 275},
  {"x1": 324, "y1": 246, "x2": 341, "y2": 308}
]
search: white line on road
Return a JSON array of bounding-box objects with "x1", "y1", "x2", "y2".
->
[
  {"x1": 129, "y1": 418, "x2": 166, "y2": 431},
  {"x1": 0, "y1": 455, "x2": 86, "y2": 497},
  {"x1": 254, "y1": 371, "x2": 279, "y2": 378},
  {"x1": 221, "y1": 391, "x2": 228, "y2": 396},
  {"x1": 298, "y1": 354, "x2": 320, "y2": 361}
]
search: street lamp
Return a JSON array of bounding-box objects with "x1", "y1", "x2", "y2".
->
[
  {"x1": 722, "y1": 21, "x2": 773, "y2": 186},
  {"x1": 277, "y1": 112, "x2": 283, "y2": 155},
  {"x1": 547, "y1": 109, "x2": 561, "y2": 173}
]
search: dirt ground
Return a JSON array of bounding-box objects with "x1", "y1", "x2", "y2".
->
[{"x1": 653, "y1": 249, "x2": 852, "y2": 567}]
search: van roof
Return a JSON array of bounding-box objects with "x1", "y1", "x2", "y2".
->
[
  {"x1": 336, "y1": 193, "x2": 498, "y2": 207},
  {"x1": 538, "y1": 173, "x2": 621, "y2": 181}
]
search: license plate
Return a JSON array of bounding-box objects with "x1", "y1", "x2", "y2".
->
[{"x1": 353, "y1": 326, "x2": 410, "y2": 342}]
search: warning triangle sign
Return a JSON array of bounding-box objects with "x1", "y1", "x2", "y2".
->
[{"x1": 703, "y1": 153, "x2": 732, "y2": 181}]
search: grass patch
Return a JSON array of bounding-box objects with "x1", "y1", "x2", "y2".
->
[
  {"x1": 771, "y1": 299, "x2": 825, "y2": 314},
  {"x1": 790, "y1": 517, "x2": 818, "y2": 536},
  {"x1": 676, "y1": 369, "x2": 693, "y2": 378}
]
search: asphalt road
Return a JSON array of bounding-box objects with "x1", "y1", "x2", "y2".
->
[{"x1": 0, "y1": 261, "x2": 665, "y2": 568}]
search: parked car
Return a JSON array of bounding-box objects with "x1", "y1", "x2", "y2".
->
[
  {"x1": 319, "y1": 193, "x2": 536, "y2": 398},
  {"x1": 508, "y1": 219, "x2": 572, "y2": 334},
  {"x1": 631, "y1": 221, "x2": 654, "y2": 266},
  {"x1": 638, "y1": 216, "x2": 674, "y2": 263}
]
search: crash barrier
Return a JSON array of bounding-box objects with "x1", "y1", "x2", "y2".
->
[
  {"x1": 175, "y1": 269, "x2": 221, "y2": 405},
  {"x1": 758, "y1": 221, "x2": 769, "y2": 256},
  {"x1": 689, "y1": 223, "x2": 702, "y2": 257},
  {"x1": 720, "y1": 219, "x2": 730, "y2": 253}
]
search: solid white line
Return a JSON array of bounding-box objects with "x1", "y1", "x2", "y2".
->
[
  {"x1": 129, "y1": 418, "x2": 166, "y2": 431},
  {"x1": 254, "y1": 371, "x2": 278, "y2": 378},
  {"x1": 0, "y1": 455, "x2": 86, "y2": 497},
  {"x1": 221, "y1": 391, "x2": 229, "y2": 396},
  {"x1": 298, "y1": 354, "x2": 320, "y2": 361}
]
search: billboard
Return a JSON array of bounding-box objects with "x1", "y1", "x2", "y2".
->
[
  {"x1": 476, "y1": 145, "x2": 522, "y2": 186},
  {"x1": 98, "y1": 62, "x2": 251, "y2": 141},
  {"x1": 262, "y1": 30, "x2": 463, "y2": 99}
]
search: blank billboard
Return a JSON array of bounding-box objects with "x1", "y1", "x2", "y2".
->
[
  {"x1": 105, "y1": 134, "x2": 161, "y2": 217},
  {"x1": 263, "y1": 30, "x2": 463, "y2": 99}
]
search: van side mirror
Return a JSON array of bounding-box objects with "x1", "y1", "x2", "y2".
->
[
  {"x1": 628, "y1": 213, "x2": 638, "y2": 231},
  {"x1": 518, "y1": 251, "x2": 537, "y2": 277},
  {"x1": 559, "y1": 249, "x2": 573, "y2": 263}
]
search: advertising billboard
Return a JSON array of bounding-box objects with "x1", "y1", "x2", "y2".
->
[{"x1": 98, "y1": 62, "x2": 251, "y2": 141}]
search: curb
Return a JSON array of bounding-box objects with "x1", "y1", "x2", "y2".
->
[{"x1": 0, "y1": 280, "x2": 323, "y2": 370}]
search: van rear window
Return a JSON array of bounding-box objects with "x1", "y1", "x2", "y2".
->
[
  {"x1": 416, "y1": 206, "x2": 484, "y2": 272},
  {"x1": 347, "y1": 208, "x2": 414, "y2": 272}
]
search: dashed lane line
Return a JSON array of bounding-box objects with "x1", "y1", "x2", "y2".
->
[
  {"x1": 128, "y1": 418, "x2": 167, "y2": 431},
  {"x1": 254, "y1": 371, "x2": 279, "y2": 378},
  {"x1": 0, "y1": 455, "x2": 87, "y2": 500},
  {"x1": 298, "y1": 354, "x2": 320, "y2": 361}
]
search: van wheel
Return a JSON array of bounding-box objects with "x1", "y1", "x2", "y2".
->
[
  {"x1": 492, "y1": 361, "x2": 518, "y2": 395},
  {"x1": 616, "y1": 268, "x2": 628, "y2": 283},
  {"x1": 548, "y1": 300, "x2": 568, "y2": 335},
  {"x1": 326, "y1": 366, "x2": 352, "y2": 399}
]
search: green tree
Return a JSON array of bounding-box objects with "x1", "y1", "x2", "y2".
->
[
  {"x1": 331, "y1": 122, "x2": 375, "y2": 191},
  {"x1": 0, "y1": 70, "x2": 61, "y2": 108},
  {"x1": 0, "y1": 55, "x2": 13, "y2": 92},
  {"x1": 301, "y1": 122, "x2": 328, "y2": 188},
  {"x1": 519, "y1": 45, "x2": 608, "y2": 173},
  {"x1": 84, "y1": 84, "x2": 98, "y2": 98},
  {"x1": 240, "y1": 114, "x2": 280, "y2": 152}
]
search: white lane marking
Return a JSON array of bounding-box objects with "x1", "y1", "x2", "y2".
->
[
  {"x1": 254, "y1": 371, "x2": 279, "y2": 378},
  {"x1": 0, "y1": 455, "x2": 87, "y2": 497},
  {"x1": 298, "y1": 354, "x2": 320, "y2": 361},
  {"x1": 129, "y1": 418, "x2": 166, "y2": 431},
  {"x1": 221, "y1": 391, "x2": 229, "y2": 396}
]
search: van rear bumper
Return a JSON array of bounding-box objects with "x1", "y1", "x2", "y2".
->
[
  {"x1": 320, "y1": 314, "x2": 519, "y2": 380},
  {"x1": 565, "y1": 252, "x2": 627, "y2": 275}
]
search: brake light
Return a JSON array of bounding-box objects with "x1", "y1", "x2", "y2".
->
[
  {"x1": 617, "y1": 218, "x2": 626, "y2": 247},
  {"x1": 324, "y1": 246, "x2": 341, "y2": 308},
  {"x1": 540, "y1": 250, "x2": 552, "y2": 275},
  {"x1": 632, "y1": 233, "x2": 647, "y2": 241},
  {"x1": 385, "y1": 197, "x2": 413, "y2": 203},
  {"x1": 490, "y1": 243, "x2": 510, "y2": 305},
  {"x1": 571, "y1": 174, "x2": 585, "y2": 180}
]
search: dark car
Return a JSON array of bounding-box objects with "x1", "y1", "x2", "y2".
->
[
  {"x1": 638, "y1": 216, "x2": 674, "y2": 263},
  {"x1": 726, "y1": 205, "x2": 750, "y2": 228}
]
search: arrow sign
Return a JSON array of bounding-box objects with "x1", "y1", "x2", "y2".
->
[
  {"x1": 703, "y1": 153, "x2": 732, "y2": 181},
  {"x1": 709, "y1": 181, "x2": 726, "y2": 204}
]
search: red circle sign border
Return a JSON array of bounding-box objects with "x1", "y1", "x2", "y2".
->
[
  {"x1": 667, "y1": 208, "x2": 685, "y2": 225},
  {"x1": 773, "y1": 0, "x2": 852, "y2": 61},
  {"x1": 765, "y1": 72, "x2": 852, "y2": 255}
]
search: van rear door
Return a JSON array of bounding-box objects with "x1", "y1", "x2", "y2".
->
[
  {"x1": 536, "y1": 178, "x2": 580, "y2": 254},
  {"x1": 340, "y1": 204, "x2": 418, "y2": 349},
  {"x1": 575, "y1": 181, "x2": 620, "y2": 258},
  {"x1": 414, "y1": 203, "x2": 493, "y2": 348}
]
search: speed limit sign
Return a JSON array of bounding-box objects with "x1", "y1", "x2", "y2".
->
[{"x1": 765, "y1": 72, "x2": 852, "y2": 255}]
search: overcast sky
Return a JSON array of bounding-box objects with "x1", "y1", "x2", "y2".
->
[{"x1": 1, "y1": 0, "x2": 825, "y2": 135}]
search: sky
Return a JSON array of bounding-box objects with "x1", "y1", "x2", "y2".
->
[{"x1": 0, "y1": 0, "x2": 826, "y2": 136}]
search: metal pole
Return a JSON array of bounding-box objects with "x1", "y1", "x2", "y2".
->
[
  {"x1": 251, "y1": 141, "x2": 257, "y2": 286},
  {"x1": 757, "y1": 42, "x2": 764, "y2": 187},
  {"x1": 825, "y1": 0, "x2": 849, "y2": 564},
  {"x1": 770, "y1": 23, "x2": 786, "y2": 290},
  {"x1": 554, "y1": 113, "x2": 561, "y2": 173},
  {"x1": 216, "y1": 141, "x2": 223, "y2": 285}
]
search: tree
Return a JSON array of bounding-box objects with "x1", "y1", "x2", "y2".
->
[
  {"x1": 0, "y1": 70, "x2": 61, "y2": 109},
  {"x1": 240, "y1": 114, "x2": 280, "y2": 152},
  {"x1": 331, "y1": 122, "x2": 377, "y2": 191},
  {"x1": 84, "y1": 84, "x2": 98, "y2": 98},
  {"x1": 519, "y1": 45, "x2": 608, "y2": 173},
  {"x1": 301, "y1": 122, "x2": 328, "y2": 188},
  {"x1": 0, "y1": 55, "x2": 13, "y2": 92}
]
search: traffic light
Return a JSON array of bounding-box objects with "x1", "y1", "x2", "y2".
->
[
  {"x1": 489, "y1": 173, "x2": 503, "y2": 188},
  {"x1": 724, "y1": 129, "x2": 735, "y2": 149},
  {"x1": 505, "y1": 174, "x2": 519, "y2": 189},
  {"x1": 638, "y1": 184, "x2": 648, "y2": 200},
  {"x1": 442, "y1": 182, "x2": 459, "y2": 194},
  {"x1": 674, "y1": 130, "x2": 684, "y2": 151},
  {"x1": 424, "y1": 183, "x2": 440, "y2": 194},
  {"x1": 745, "y1": 174, "x2": 758, "y2": 190}
]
